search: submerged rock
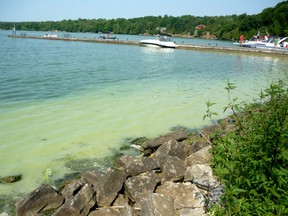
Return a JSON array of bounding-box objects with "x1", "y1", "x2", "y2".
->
[
  {"x1": 0, "y1": 174, "x2": 22, "y2": 184},
  {"x1": 130, "y1": 137, "x2": 149, "y2": 146}
]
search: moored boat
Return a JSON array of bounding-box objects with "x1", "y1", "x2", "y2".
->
[
  {"x1": 261, "y1": 36, "x2": 288, "y2": 49},
  {"x1": 98, "y1": 34, "x2": 117, "y2": 40},
  {"x1": 234, "y1": 36, "x2": 288, "y2": 49},
  {"x1": 140, "y1": 35, "x2": 177, "y2": 48},
  {"x1": 43, "y1": 33, "x2": 58, "y2": 38}
]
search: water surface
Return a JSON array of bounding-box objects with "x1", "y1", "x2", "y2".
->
[{"x1": 0, "y1": 30, "x2": 287, "y2": 196}]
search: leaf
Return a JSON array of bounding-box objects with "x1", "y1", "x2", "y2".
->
[
  {"x1": 206, "y1": 100, "x2": 216, "y2": 107},
  {"x1": 234, "y1": 188, "x2": 247, "y2": 194}
]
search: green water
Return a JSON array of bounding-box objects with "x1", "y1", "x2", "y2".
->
[{"x1": 0, "y1": 30, "x2": 287, "y2": 196}]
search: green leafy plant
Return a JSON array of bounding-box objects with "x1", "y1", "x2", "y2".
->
[
  {"x1": 203, "y1": 100, "x2": 218, "y2": 126},
  {"x1": 209, "y1": 80, "x2": 288, "y2": 215}
]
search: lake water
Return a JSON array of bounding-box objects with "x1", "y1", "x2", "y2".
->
[{"x1": 0, "y1": 30, "x2": 287, "y2": 198}]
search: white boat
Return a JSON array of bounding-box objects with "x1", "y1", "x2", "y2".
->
[
  {"x1": 234, "y1": 36, "x2": 288, "y2": 49},
  {"x1": 233, "y1": 36, "x2": 269, "y2": 48},
  {"x1": 43, "y1": 33, "x2": 58, "y2": 38},
  {"x1": 261, "y1": 36, "x2": 288, "y2": 49},
  {"x1": 140, "y1": 35, "x2": 178, "y2": 48}
]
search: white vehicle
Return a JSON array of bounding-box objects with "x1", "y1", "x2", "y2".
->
[
  {"x1": 43, "y1": 33, "x2": 58, "y2": 38},
  {"x1": 262, "y1": 36, "x2": 288, "y2": 49},
  {"x1": 234, "y1": 36, "x2": 288, "y2": 49},
  {"x1": 140, "y1": 35, "x2": 177, "y2": 48}
]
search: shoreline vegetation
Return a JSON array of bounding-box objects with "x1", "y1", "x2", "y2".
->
[
  {"x1": 1, "y1": 1, "x2": 287, "y2": 41},
  {"x1": 1, "y1": 80, "x2": 287, "y2": 215}
]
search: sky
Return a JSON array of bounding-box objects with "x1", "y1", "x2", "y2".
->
[{"x1": 0, "y1": 0, "x2": 285, "y2": 22}]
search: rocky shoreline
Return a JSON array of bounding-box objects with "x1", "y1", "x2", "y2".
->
[{"x1": 6, "y1": 121, "x2": 231, "y2": 216}]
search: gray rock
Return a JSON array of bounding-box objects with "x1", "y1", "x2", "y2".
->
[
  {"x1": 116, "y1": 156, "x2": 160, "y2": 176},
  {"x1": 96, "y1": 168, "x2": 127, "y2": 207},
  {"x1": 207, "y1": 185, "x2": 224, "y2": 208},
  {"x1": 112, "y1": 194, "x2": 130, "y2": 208},
  {"x1": 142, "y1": 130, "x2": 187, "y2": 150},
  {"x1": 177, "y1": 208, "x2": 205, "y2": 216},
  {"x1": 184, "y1": 164, "x2": 219, "y2": 190},
  {"x1": 162, "y1": 156, "x2": 186, "y2": 182},
  {"x1": 155, "y1": 139, "x2": 189, "y2": 161},
  {"x1": 52, "y1": 183, "x2": 95, "y2": 216},
  {"x1": 140, "y1": 193, "x2": 175, "y2": 216},
  {"x1": 0, "y1": 174, "x2": 22, "y2": 184},
  {"x1": 89, "y1": 206, "x2": 133, "y2": 216},
  {"x1": 16, "y1": 184, "x2": 64, "y2": 216},
  {"x1": 125, "y1": 171, "x2": 160, "y2": 203},
  {"x1": 186, "y1": 146, "x2": 211, "y2": 166},
  {"x1": 60, "y1": 178, "x2": 86, "y2": 200},
  {"x1": 156, "y1": 182, "x2": 205, "y2": 209},
  {"x1": 190, "y1": 141, "x2": 210, "y2": 154},
  {"x1": 81, "y1": 169, "x2": 107, "y2": 188}
]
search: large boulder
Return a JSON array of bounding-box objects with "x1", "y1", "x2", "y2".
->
[
  {"x1": 186, "y1": 146, "x2": 211, "y2": 166},
  {"x1": 177, "y1": 208, "x2": 206, "y2": 216},
  {"x1": 184, "y1": 164, "x2": 219, "y2": 190},
  {"x1": 124, "y1": 171, "x2": 160, "y2": 203},
  {"x1": 89, "y1": 206, "x2": 134, "y2": 216},
  {"x1": 156, "y1": 181, "x2": 205, "y2": 209},
  {"x1": 140, "y1": 193, "x2": 175, "y2": 216},
  {"x1": 142, "y1": 130, "x2": 187, "y2": 150},
  {"x1": 52, "y1": 183, "x2": 95, "y2": 216},
  {"x1": 155, "y1": 139, "x2": 189, "y2": 161},
  {"x1": 95, "y1": 169, "x2": 127, "y2": 207},
  {"x1": 112, "y1": 194, "x2": 130, "y2": 208},
  {"x1": 116, "y1": 156, "x2": 160, "y2": 176},
  {"x1": 81, "y1": 169, "x2": 107, "y2": 188},
  {"x1": 189, "y1": 141, "x2": 210, "y2": 154},
  {"x1": 16, "y1": 185, "x2": 64, "y2": 216},
  {"x1": 161, "y1": 156, "x2": 186, "y2": 182},
  {"x1": 60, "y1": 178, "x2": 86, "y2": 200},
  {"x1": 0, "y1": 174, "x2": 22, "y2": 184}
]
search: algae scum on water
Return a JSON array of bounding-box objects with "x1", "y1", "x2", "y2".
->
[{"x1": 0, "y1": 30, "x2": 288, "y2": 199}]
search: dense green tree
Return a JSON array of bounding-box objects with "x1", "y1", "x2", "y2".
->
[{"x1": 1, "y1": 1, "x2": 287, "y2": 40}]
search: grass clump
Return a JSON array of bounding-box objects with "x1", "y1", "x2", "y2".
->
[{"x1": 207, "y1": 80, "x2": 288, "y2": 215}]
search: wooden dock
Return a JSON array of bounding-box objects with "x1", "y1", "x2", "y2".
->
[{"x1": 8, "y1": 35, "x2": 288, "y2": 56}]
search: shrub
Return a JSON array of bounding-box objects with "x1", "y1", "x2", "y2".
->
[{"x1": 209, "y1": 80, "x2": 288, "y2": 215}]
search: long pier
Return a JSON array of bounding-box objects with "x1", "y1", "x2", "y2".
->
[{"x1": 8, "y1": 35, "x2": 288, "y2": 56}]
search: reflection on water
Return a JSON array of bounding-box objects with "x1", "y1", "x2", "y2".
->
[{"x1": 140, "y1": 45, "x2": 176, "y2": 53}]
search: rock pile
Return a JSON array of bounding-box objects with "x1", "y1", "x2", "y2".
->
[{"x1": 15, "y1": 129, "x2": 224, "y2": 216}]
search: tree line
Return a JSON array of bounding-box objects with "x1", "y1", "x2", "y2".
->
[{"x1": 1, "y1": 1, "x2": 287, "y2": 40}]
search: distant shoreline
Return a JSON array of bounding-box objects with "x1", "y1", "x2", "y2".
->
[{"x1": 8, "y1": 34, "x2": 288, "y2": 57}]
